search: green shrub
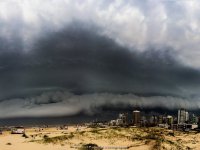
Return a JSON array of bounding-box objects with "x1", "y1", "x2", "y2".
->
[
  {"x1": 78, "y1": 143, "x2": 103, "y2": 150},
  {"x1": 43, "y1": 135, "x2": 49, "y2": 139},
  {"x1": 42, "y1": 134, "x2": 74, "y2": 144},
  {"x1": 22, "y1": 133, "x2": 29, "y2": 138}
]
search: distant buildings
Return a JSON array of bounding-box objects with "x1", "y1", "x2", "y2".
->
[
  {"x1": 149, "y1": 115, "x2": 158, "y2": 126},
  {"x1": 167, "y1": 115, "x2": 173, "y2": 125},
  {"x1": 178, "y1": 108, "x2": 189, "y2": 124},
  {"x1": 133, "y1": 110, "x2": 141, "y2": 126},
  {"x1": 115, "y1": 113, "x2": 128, "y2": 126},
  {"x1": 191, "y1": 114, "x2": 198, "y2": 124},
  {"x1": 109, "y1": 120, "x2": 117, "y2": 126},
  {"x1": 158, "y1": 115, "x2": 164, "y2": 124},
  {"x1": 118, "y1": 113, "x2": 128, "y2": 125},
  {"x1": 106, "y1": 107, "x2": 200, "y2": 131},
  {"x1": 109, "y1": 113, "x2": 128, "y2": 126}
]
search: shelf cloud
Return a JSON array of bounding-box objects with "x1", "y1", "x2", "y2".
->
[{"x1": 1, "y1": 91, "x2": 200, "y2": 118}]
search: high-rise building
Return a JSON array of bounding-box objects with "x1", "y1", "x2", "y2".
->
[
  {"x1": 167, "y1": 115, "x2": 173, "y2": 125},
  {"x1": 118, "y1": 113, "x2": 128, "y2": 125},
  {"x1": 133, "y1": 110, "x2": 141, "y2": 126},
  {"x1": 158, "y1": 115, "x2": 163, "y2": 124},
  {"x1": 110, "y1": 113, "x2": 128, "y2": 126},
  {"x1": 186, "y1": 111, "x2": 189, "y2": 122},
  {"x1": 191, "y1": 114, "x2": 198, "y2": 124},
  {"x1": 149, "y1": 115, "x2": 158, "y2": 125},
  {"x1": 178, "y1": 108, "x2": 189, "y2": 124}
]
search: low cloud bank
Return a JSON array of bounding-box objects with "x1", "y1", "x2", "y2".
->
[{"x1": 0, "y1": 91, "x2": 198, "y2": 118}]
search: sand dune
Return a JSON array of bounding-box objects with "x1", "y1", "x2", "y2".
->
[{"x1": 0, "y1": 126, "x2": 199, "y2": 150}]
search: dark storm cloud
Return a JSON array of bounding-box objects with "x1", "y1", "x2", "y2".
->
[
  {"x1": 1, "y1": 91, "x2": 199, "y2": 118},
  {"x1": 24, "y1": 24, "x2": 200, "y2": 97},
  {"x1": 1, "y1": 0, "x2": 200, "y2": 117},
  {"x1": 1, "y1": 0, "x2": 200, "y2": 67},
  {"x1": 0, "y1": 23, "x2": 200, "y2": 100}
]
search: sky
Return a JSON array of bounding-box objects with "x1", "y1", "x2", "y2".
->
[{"x1": 0, "y1": 0, "x2": 200, "y2": 118}]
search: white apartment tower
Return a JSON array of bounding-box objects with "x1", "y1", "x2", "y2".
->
[{"x1": 178, "y1": 108, "x2": 189, "y2": 124}]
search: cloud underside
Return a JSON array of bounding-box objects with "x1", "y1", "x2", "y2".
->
[
  {"x1": 0, "y1": 25, "x2": 199, "y2": 117},
  {"x1": 1, "y1": 24, "x2": 200, "y2": 97},
  {"x1": 0, "y1": 91, "x2": 199, "y2": 118}
]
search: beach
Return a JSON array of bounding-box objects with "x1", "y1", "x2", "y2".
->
[{"x1": 0, "y1": 126, "x2": 199, "y2": 150}]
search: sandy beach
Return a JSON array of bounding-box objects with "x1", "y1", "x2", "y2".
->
[{"x1": 0, "y1": 126, "x2": 199, "y2": 150}]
